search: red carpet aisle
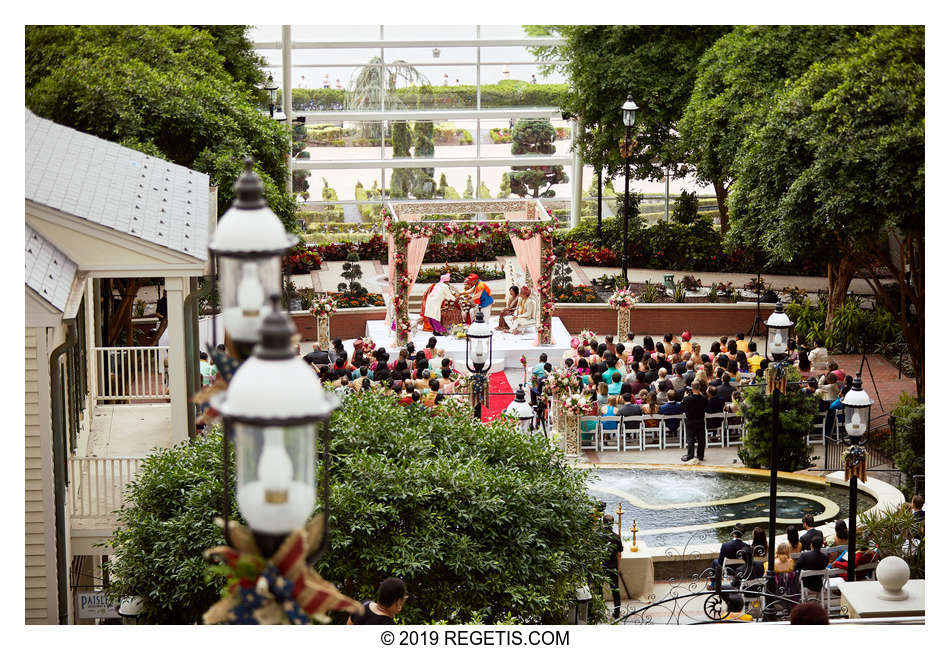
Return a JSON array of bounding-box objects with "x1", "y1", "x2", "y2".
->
[{"x1": 480, "y1": 371, "x2": 514, "y2": 423}]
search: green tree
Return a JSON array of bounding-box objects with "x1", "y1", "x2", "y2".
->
[
  {"x1": 497, "y1": 172, "x2": 511, "y2": 198},
  {"x1": 508, "y1": 119, "x2": 567, "y2": 198},
  {"x1": 107, "y1": 393, "x2": 608, "y2": 624},
  {"x1": 389, "y1": 121, "x2": 414, "y2": 198},
  {"x1": 527, "y1": 26, "x2": 729, "y2": 181},
  {"x1": 671, "y1": 190, "x2": 698, "y2": 225},
  {"x1": 463, "y1": 174, "x2": 475, "y2": 199},
  {"x1": 727, "y1": 26, "x2": 924, "y2": 396},
  {"x1": 677, "y1": 26, "x2": 870, "y2": 233},
  {"x1": 437, "y1": 173, "x2": 449, "y2": 199},
  {"x1": 478, "y1": 181, "x2": 492, "y2": 199},
  {"x1": 737, "y1": 373, "x2": 817, "y2": 471},
  {"x1": 890, "y1": 394, "x2": 924, "y2": 498},
  {"x1": 25, "y1": 25, "x2": 297, "y2": 231},
  {"x1": 411, "y1": 86, "x2": 436, "y2": 199}
]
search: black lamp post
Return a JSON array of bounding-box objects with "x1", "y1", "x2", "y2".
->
[
  {"x1": 264, "y1": 73, "x2": 279, "y2": 118},
  {"x1": 841, "y1": 373, "x2": 873, "y2": 582},
  {"x1": 763, "y1": 301, "x2": 794, "y2": 616},
  {"x1": 465, "y1": 308, "x2": 493, "y2": 421},
  {"x1": 620, "y1": 95, "x2": 638, "y2": 287}
]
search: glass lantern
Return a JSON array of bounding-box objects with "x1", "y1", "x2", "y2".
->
[
  {"x1": 466, "y1": 308, "x2": 493, "y2": 373},
  {"x1": 621, "y1": 95, "x2": 639, "y2": 128},
  {"x1": 216, "y1": 296, "x2": 339, "y2": 553},
  {"x1": 841, "y1": 373, "x2": 873, "y2": 443},
  {"x1": 505, "y1": 385, "x2": 535, "y2": 434},
  {"x1": 209, "y1": 158, "x2": 297, "y2": 349},
  {"x1": 764, "y1": 302, "x2": 794, "y2": 362}
]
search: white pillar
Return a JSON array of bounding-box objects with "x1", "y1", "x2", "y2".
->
[
  {"x1": 164, "y1": 276, "x2": 189, "y2": 441},
  {"x1": 570, "y1": 118, "x2": 583, "y2": 228},
  {"x1": 282, "y1": 25, "x2": 294, "y2": 195},
  {"x1": 84, "y1": 277, "x2": 97, "y2": 415}
]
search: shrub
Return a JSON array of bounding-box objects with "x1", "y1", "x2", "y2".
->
[
  {"x1": 553, "y1": 284, "x2": 600, "y2": 303},
  {"x1": 671, "y1": 190, "x2": 699, "y2": 225},
  {"x1": 858, "y1": 505, "x2": 924, "y2": 579},
  {"x1": 737, "y1": 371, "x2": 817, "y2": 471},
  {"x1": 670, "y1": 282, "x2": 687, "y2": 303},
  {"x1": 890, "y1": 394, "x2": 924, "y2": 498},
  {"x1": 680, "y1": 274, "x2": 703, "y2": 291},
  {"x1": 639, "y1": 281, "x2": 660, "y2": 303}
]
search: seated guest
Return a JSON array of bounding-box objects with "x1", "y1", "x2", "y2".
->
[
  {"x1": 799, "y1": 515, "x2": 824, "y2": 552},
  {"x1": 833, "y1": 520, "x2": 849, "y2": 547},
  {"x1": 716, "y1": 374, "x2": 736, "y2": 402},
  {"x1": 750, "y1": 527, "x2": 768, "y2": 578},
  {"x1": 304, "y1": 342, "x2": 331, "y2": 367},
  {"x1": 629, "y1": 371, "x2": 649, "y2": 395},
  {"x1": 830, "y1": 546, "x2": 878, "y2": 579},
  {"x1": 709, "y1": 524, "x2": 750, "y2": 590},
  {"x1": 794, "y1": 537, "x2": 828, "y2": 593},
  {"x1": 618, "y1": 392, "x2": 642, "y2": 437},
  {"x1": 671, "y1": 364, "x2": 687, "y2": 392},
  {"x1": 911, "y1": 494, "x2": 925, "y2": 521},
  {"x1": 659, "y1": 389, "x2": 683, "y2": 434},
  {"x1": 495, "y1": 285, "x2": 520, "y2": 332},
  {"x1": 808, "y1": 338, "x2": 829, "y2": 372},
  {"x1": 650, "y1": 368, "x2": 668, "y2": 393},
  {"x1": 601, "y1": 396, "x2": 620, "y2": 432},
  {"x1": 747, "y1": 341, "x2": 764, "y2": 373},
  {"x1": 596, "y1": 382, "x2": 609, "y2": 407},
  {"x1": 735, "y1": 332, "x2": 748, "y2": 354},
  {"x1": 771, "y1": 542, "x2": 795, "y2": 573},
  {"x1": 608, "y1": 372, "x2": 623, "y2": 396},
  {"x1": 786, "y1": 526, "x2": 803, "y2": 555},
  {"x1": 532, "y1": 353, "x2": 548, "y2": 379}
]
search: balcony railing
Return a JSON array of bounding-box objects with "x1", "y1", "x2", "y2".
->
[
  {"x1": 68, "y1": 457, "x2": 144, "y2": 520},
  {"x1": 93, "y1": 346, "x2": 169, "y2": 403}
]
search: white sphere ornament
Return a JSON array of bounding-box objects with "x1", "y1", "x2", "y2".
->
[{"x1": 876, "y1": 556, "x2": 911, "y2": 600}]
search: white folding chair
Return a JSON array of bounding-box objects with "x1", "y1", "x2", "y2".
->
[
  {"x1": 721, "y1": 557, "x2": 749, "y2": 588},
  {"x1": 642, "y1": 415, "x2": 662, "y2": 449},
  {"x1": 724, "y1": 414, "x2": 744, "y2": 447},
  {"x1": 660, "y1": 414, "x2": 684, "y2": 449},
  {"x1": 808, "y1": 416, "x2": 825, "y2": 445},
  {"x1": 798, "y1": 568, "x2": 836, "y2": 612},
  {"x1": 621, "y1": 415, "x2": 643, "y2": 451},
  {"x1": 599, "y1": 416, "x2": 622, "y2": 452},
  {"x1": 579, "y1": 416, "x2": 599, "y2": 451},
  {"x1": 705, "y1": 412, "x2": 725, "y2": 448}
]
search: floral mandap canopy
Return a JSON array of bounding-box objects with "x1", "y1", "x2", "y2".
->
[{"x1": 382, "y1": 199, "x2": 557, "y2": 345}]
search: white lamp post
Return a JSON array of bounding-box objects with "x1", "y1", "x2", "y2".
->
[
  {"x1": 215, "y1": 295, "x2": 339, "y2": 558},
  {"x1": 208, "y1": 158, "x2": 297, "y2": 358}
]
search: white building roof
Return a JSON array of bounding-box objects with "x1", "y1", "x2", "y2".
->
[
  {"x1": 25, "y1": 223, "x2": 78, "y2": 312},
  {"x1": 25, "y1": 109, "x2": 210, "y2": 260}
]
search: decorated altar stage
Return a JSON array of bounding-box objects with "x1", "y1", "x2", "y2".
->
[{"x1": 362, "y1": 315, "x2": 572, "y2": 369}]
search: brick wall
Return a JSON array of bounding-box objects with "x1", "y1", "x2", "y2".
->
[
  {"x1": 291, "y1": 308, "x2": 386, "y2": 341},
  {"x1": 555, "y1": 303, "x2": 763, "y2": 336},
  {"x1": 292, "y1": 303, "x2": 763, "y2": 341}
]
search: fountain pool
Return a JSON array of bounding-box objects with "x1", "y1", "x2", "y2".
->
[{"x1": 588, "y1": 467, "x2": 877, "y2": 548}]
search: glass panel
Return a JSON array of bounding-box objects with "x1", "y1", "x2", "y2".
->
[
  {"x1": 478, "y1": 67, "x2": 567, "y2": 106},
  {"x1": 252, "y1": 25, "x2": 382, "y2": 42},
  {"x1": 479, "y1": 116, "x2": 571, "y2": 158},
  {"x1": 384, "y1": 119, "x2": 476, "y2": 160},
  {"x1": 479, "y1": 44, "x2": 543, "y2": 64},
  {"x1": 304, "y1": 120, "x2": 386, "y2": 155},
  {"x1": 384, "y1": 63, "x2": 476, "y2": 105},
  {"x1": 383, "y1": 25, "x2": 477, "y2": 40}
]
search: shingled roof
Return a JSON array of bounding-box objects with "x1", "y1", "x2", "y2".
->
[
  {"x1": 25, "y1": 223, "x2": 78, "y2": 312},
  {"x1": 25, "y1": 109, "x2": 209, "y2": 260}
]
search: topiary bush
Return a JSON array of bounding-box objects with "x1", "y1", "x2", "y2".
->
[
  {"x1": 106, "y1": 393, "x2": 609, "y2": 625},
  {"x1": 737, "y1": 369, "x2": 817, "y2": 471}
]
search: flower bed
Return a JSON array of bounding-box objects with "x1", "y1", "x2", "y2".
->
[
  {"x1": 416, "y1": 262, "x2": 506, "y2": 283},
  {"x1": 330, "y1": 291, "x2": 385, "y2": 308},
  {"x1": 553, "y1": 284, "x2": 601, "y2": 303},
  {"x1": 284, "y1": 244, "x2": 322, "y2": 273}
]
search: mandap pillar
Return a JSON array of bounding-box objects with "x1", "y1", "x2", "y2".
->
[
  {"x1": 538, "y1": 233, "x2": 554, "y2": 345},
  {"x1": 393, "y1": 233, "x2": 410, "y2": 346}
]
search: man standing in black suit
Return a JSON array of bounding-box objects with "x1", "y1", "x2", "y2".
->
[
  {"x1": 709, "y1": 524, "x2": 750, "y2": 590},
  {"x1": 681, "y1": 380, "x2": 708, "y2": 462},
  {"x1": 794, "y1": 537, "x2": 829, "y2": 592}
]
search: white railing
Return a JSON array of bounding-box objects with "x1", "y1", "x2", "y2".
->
[
  {"x1": 93, "y1": 346, "x2": 169, "y2": 402},
  {"x1": 68, "y1": 457, "x2": 145, "y2": 520}
]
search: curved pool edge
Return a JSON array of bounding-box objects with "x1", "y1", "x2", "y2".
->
[{"x1": 580, "y1": 463, "x2": 902, "y2": 563}]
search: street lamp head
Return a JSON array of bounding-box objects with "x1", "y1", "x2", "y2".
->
[
  {"x1": 466, "y1": 308, "x2": 493, "y2": 372},
  {"x1": 764, "y1": 301, "x2": 794, "y2": 363},
  {"x1": 217, "y1": 296, "x2": 339, "y2": 538},
  {"x1": 841, "y1": 372, "x2": 873, "y2": 443},
  {"x1": 506, "y1": 384, "x2": 535, "y2": 434},
  {"x1": 621, "y1": 95, "x2": 639, "y2": 128},
  {"x1": 208, "y1": 158, "x2": 297, "y2": 345}
]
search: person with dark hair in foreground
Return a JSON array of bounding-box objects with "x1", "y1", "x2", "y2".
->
[
  {"x1": 348, "y1": 578, "x2": 407, "y2": 625},
  {"x1": 788, "y1": 601, "x2": 829, "y2": 624}
]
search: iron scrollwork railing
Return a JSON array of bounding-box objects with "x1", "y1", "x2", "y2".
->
[{"x1": 612, "y1": 535, "x2": 819, "y2": 625}]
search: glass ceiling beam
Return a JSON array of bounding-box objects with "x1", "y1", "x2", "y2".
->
[
  {"x1": 294, "y1": 108, "x2": 564, "y2": 122},
  {"x1": 294, "y1": 156, "x2": 573, "y2": 170}
]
